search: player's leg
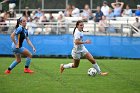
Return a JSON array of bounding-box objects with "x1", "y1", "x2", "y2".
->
[
  {"x1": 60, "y1": 51, "x2": 81, "y2": 73},
  {"x1": 5, "y1": 54, "x2": 21, "y2": 74},
  {"x1": 85, "y1": 52, "x2": 108, "y2": 76},
  {"x1": 60, "y1": 59, "x2": 80, "y2": 74},
  {"x1": 73, "y1": 59, "x2": 80, "y2": 68},
  {"x1": 22, "y1": 48, "x2": 33, "y2": 73}
]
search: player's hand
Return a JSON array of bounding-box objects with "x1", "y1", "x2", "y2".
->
[
  {"x1": 85, "y1": 39, "x2": 91, "y2": 44},
  {"x1": 15, "y1": 44, "x2": 19, "y2": 48},
  {"x1": 33, "y1": 47, "x2": 36, "y2": 53}
]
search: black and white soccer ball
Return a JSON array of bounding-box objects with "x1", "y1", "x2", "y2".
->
[{"x1": 87, "y1": 68, "x2": 97, "y2": 76}]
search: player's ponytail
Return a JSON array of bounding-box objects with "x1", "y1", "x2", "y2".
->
[
  {"x1": 73, "y1": 27, "x2": 77, "y2": 36},
  {"x1": 73, "y1": 20, "x2": 83, "y2": 36},
  {"x1": 15, "y1": 17, "x2": 23, "y2": 29}
]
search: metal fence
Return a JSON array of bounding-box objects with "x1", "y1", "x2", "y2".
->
[{"x1": 1, "y1": 20, "x2": 138, "y2": 37}]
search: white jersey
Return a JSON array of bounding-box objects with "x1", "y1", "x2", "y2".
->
[{"x1": 72, "y1": 28, "x2": 86, "y2": 53}]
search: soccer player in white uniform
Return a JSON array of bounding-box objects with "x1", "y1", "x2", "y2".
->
[{"x1": 60, "y1": 20, "x2": 108, "y2": 76}]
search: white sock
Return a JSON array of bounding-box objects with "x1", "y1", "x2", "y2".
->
[
  {"x1": 93, "y1": 63, "x2": 101, "y2": 74},
  {"x1": 63, "y1": 63, "x2": 73, "y2": 69}
]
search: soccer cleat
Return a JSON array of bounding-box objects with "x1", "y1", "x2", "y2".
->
[
  {"x1": 4, "y1": 70, "x2": 11, "y2": 74},
  {"x1": 24, "y1": 68, "x2": 34, "y2": 73},
  {"x1": 60, "y1": 64, "x2": 64, "y2": 74},
  {"x1": 100, "y1": 72, "x2": 108, "y2": 76}
]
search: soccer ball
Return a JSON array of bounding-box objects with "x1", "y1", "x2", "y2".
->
[{"x1": 87, "y1": 68, "x2": 97, "y2": 76}]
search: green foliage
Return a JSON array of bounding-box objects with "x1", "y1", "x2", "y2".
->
[{"x1": 0, "y1": 57, "x2": 140, "y2": 93}]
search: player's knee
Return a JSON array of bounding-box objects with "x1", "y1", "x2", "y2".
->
[
  {"x1": 30, "y1": 55, "x2": 32, "y2": 58},
  {"x1": 73, "y1": 65, "x2": 79, "y2": 68},
  {"x1": 28, "y1": 54, "x2": 32, "y2": 58},
  {"x1": 16, "y1": 59, "x2": 21, "y2": 63}
]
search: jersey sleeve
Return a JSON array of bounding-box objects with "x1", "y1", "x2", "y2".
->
[
  {"x1": 15, "y1": 27, "x2": 22, "y2": 35},
  {"x1": 74, "y1": 32, "x2": 81, "y2": 40}
]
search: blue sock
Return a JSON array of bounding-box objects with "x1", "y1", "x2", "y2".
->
[
  {"x1": 9, "y1": 60, "x2": 19, "y2": 70},
  {"x1": 25, "y1": 57, "x2": 31, "y2": 68}
]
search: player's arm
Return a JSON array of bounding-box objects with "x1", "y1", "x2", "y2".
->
[
  {"x1": 75, "y1": 39, "x2": 91, "y2": 45},
  {"x1": 26, "y1": 37, "x2": 36, "y2": 52},
  {"x1": 10, "y1": 31, "x2": 16, "y2": 45},
  {"x1": 74, "y1": 32, "x2": 91, "y2": 45}
]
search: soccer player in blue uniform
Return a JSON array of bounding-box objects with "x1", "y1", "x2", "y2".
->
[{"x1": 5, "y1": 17, "x2": 36, "y2": 74}]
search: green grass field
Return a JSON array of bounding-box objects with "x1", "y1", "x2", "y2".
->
[{"x1": 0, "y1": 57, "x2": 140, "y2": 93}]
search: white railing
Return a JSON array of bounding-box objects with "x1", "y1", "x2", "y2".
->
[{"x1": 1, "y1": 17, "x2": 140, "y2": 37}]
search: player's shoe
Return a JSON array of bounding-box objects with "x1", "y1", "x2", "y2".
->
[
  {"x1": 60, "y1": 64, "x2": 64, "y2": 74},
  {"x1": 24, "y1": 68, "x2": 34, "y2": 73},
  {"x1": 4, "y1": 70, "x2": 11, "y2": 74},
  {"x1": 100, "y1": 72, "x2": 108, "y2": 76}
]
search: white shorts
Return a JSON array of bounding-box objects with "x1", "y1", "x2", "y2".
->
[{"x1": 71, "y1": 47, "x2": 88, "y2": 59}]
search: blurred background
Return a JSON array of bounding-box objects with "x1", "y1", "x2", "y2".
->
[{"x1": 0, "y1": 0, "x2": 140, "y2": 58}]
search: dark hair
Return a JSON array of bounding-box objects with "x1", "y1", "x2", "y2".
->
[
  {"x1": 73, "y1": 20, "x2": 83, "y2": 35},
  {"x1": 136, "y1": 17, "x2": 139, "y2": 22},
  {"x1": 103, "y1": 1, "x2": 108, "y2": 4},
  {"x1": 15, "y1": 17, "x2": 23, "y2": 29}
]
